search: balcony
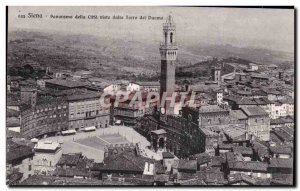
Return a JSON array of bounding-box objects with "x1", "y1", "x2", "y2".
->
[{"x1": 159, "y1": 43, "x2": 178, "y2": 50}]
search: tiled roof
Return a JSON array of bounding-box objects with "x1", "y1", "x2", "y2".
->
[
  {"x1": 192, "y1": 153, "x2": 211, "y2": 165},
  {"x1": 233, "y1": 146, "x2": 253, "y2": 155},
  {"x1": 200, "y1": 128, "x2": 218, "y2": 137},
  {"x1": 45, "y1": 79, "x2": 87, "y2": 88},
  {"x1": 210, "y1": 156, "x2": 226, "y2": 167},
  {"x1": 179, "y1": 178, "x2": 207, "y2": 185},
  {"x1": 197, "y1": 168, "x2": 227, "y2": 185},
  {"x1": 6, "y1": 130, "x2": 22, "y2": 139},
  {"x1": 223, "y1": 127, "x2": 247, "y2": 141},
  {"x1": 271, "y1": 173, "x2": 293, "y2": 185},
  {"x1": 228, "y1": 161, "x2": 268, "y2": 172},
  {"x1": 230, "y1": 110, "x2": 247, "y2": 120},
  {"x1": 227, "y1": 173, "x2": 257, "y2": 185},
  {"x1": 199, "y1": 105, "x2": 228, "y2": 113},
  {"x1": 101, "y1": 150, "x2": 159, "y2": 173},
  {"x1": 271, "y1": 116, "x2": 294, "y2": 125},
  {"x1": 272, "y1": 128, "x2": 294, "y2": 142},
  {"x1": 6, "y1": 170, "x2": 23, "y2": 185},
  {"x1": 7, "y1": 140, "x2": 34, "y2": 164},
  {"x1": 154, "y1": 174, "x2": 169, "y2": 182},
  {"x1": 18, "y1": 175, "x2": 135, "y2": 186},
  {"x1": 178, "y1": 160, "x2": 197, "y2": 171},
  {"x1": 218, "y1": 143, "x2": 234, "y2": 150},
  {"x1": 162, "y1": 152, "x2": 175, "y2": 159},
  {"x1": 36, "y1": 96, "x2": 67, "y2": 107},
  {"x1": 53, "y1": 168, "x2": 90, "y2": 177},
  {"x1": 241, "y1": 106, "x2": 268, "y2": 117},
  {"x1": 269, "y1": 158, "x2": 293, "y2": 169},
  {"x1": 269, "y1": 145, "x2": 293, "y2": 155},
  {"x1": 225, "y1": 152, "x2": 236, "y2": 162},
  {"x1": 251, "y1": 73, "x2": 269, "y2": 79},
  {"x1": 57, "y1": 153, "x2": 82, "y2": 166},
  {"x1": 67, "y1": 91, "x2": 101, "y2": 101},
  {"x1": 134, "y1": 81, "x2": 160, "y2": 86},
  {"x1": 224, "y1": 96, "x2": 272, "y2": 106},
  {"x1": 252, "y1": 141, "x2": 269, "y2": 158}
]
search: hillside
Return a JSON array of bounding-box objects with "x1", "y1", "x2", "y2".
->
[{"x1": 7, "y1": 30, "x2": 294, "y2": 82}]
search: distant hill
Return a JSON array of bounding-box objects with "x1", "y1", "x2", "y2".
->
[{"x1": 7, "y1": 30, "x2": 294, "y2": 82}]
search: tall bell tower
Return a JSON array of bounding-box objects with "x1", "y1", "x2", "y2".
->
[{"x1": 159, "y1": 14, "x2": 178, "y2": 114}]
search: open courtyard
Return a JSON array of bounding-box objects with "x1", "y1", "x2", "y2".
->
[{"x1": 41, "y1": 126, "x2": 151, "y2": 162}]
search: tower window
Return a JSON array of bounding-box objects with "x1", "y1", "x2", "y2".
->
[
  {"x1": 165, "y1": 32, "x2": 167, "y2": 44},
  {"x1": 170, "y1": 32, "x2": 173, "y2": 43}
]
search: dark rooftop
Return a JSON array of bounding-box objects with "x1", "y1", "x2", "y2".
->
[
  {"x1": 45, "y1": 79, "x2": 87, "y2": 88},
  {"x1": 241, "y1": 106, "x2": 268, "y2": 117},
  {"x1": 269, "y1": 158, "x2": 293, "y2": 169},
  {"x1": 228, "y1": 161, "x2": 268, "y2": 172},
  {"x1": 178, "y1": 160, "x2": 197, "y2": 171},
  {"x1": 162, "y1": 152, "x2": 175, "y2": 159},
  {"x1": 269, "y1": 145, "x2": 293, "y2": 155}
]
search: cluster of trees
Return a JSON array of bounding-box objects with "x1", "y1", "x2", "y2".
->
[{"x1": 7, "y1": 64, "x2": 47, "y2": 79}]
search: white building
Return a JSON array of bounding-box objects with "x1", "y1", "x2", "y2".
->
[
  {"x1": 272, "y1": 99, "x2": 294, "y2": 119},
  {"x1": 129, "y1": 82, "x2": 160, "y2": 92},
  {"x1": 32, "y1": 141, "x2": 63, "y2": 176},
  {"x1": 249, "y1": 63, "x2": 259, "y2": 71},
  {"x1": 127, "y1": 82, "x2": 141, "y2": 92},
  {"x1": 104, "y1": 81, "x2": 129, "y2": 95}
]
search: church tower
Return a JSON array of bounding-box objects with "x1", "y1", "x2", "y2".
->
[
  {"x1": 159, "y1": 14, "x2": 178, "y2": 114},
  {"x1": 211, "y1": 65, "x2": 221, "y2": 85}
]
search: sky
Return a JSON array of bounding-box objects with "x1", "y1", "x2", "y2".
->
[{"x1": 8, "y1": 6, "x2": 294, "y2": 53}]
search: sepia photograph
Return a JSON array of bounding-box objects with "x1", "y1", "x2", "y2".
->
[{"x1": 6, "y1": 6, "x2": 295, "y2": 186}]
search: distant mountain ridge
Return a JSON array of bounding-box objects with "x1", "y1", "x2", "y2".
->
[{"x1": 7, "y1": 30, "x2": 294, "y2": 81}]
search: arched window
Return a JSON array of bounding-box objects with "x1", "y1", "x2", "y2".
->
[
  {"x1": 208, "y1": 119, "x2": 211, "y2": 124},
  {"x1": 165, "y1": 32, "x2": 168, "y2": 44},
  {"x1": 170, "y1": 32, "x2": 173, "y2": 43},
  {"x1": 218, "y1": 118, "x2": 222, "y2": 124}
]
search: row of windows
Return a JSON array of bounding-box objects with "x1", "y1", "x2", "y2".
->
[
  {"x1": 36, "y1": 105, "x2": 67, "y2": 113},
  {"x1": 70, "y1": 107, "x2": 108, "y2": 113}
]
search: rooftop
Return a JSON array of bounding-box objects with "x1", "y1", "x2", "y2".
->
[
  {"x1": 230, "y1": 110, "x2": 247, "y2": 120},
  {"x1": 269, "y1": 158, "x2": 293, "y2": 169},
  {"x1": 151, "y1": 129, "x2": 167, "y2": 135},
  {"x1": 45, "y1": 79, "x2": 87, "y2": 88},
  {"x1": 199, "y1": 105, "x2": 228, "y2": 113},
  {"x1": 177, "y1": 160, "x2": 197, "y2": 171},
  {"x1": 57, "y1": 153, "x2": 82, "y2": 166},
  {"x1": 241, "y1": 106, "x2": 268, "y2": 117},
  {"x1": 192, "y1": 153, "x2": 211, "y2": 165},
  {"x1": 34, "y1": 141, "x2": 60, "y2": 151},
  {"x1": 162, "y1": 152, "x2": 175, "y2": 159},
  {"x1": 134, "y1": 81, "x2": 160, "y2": 86},
  {"x1": 228, "y1": 161, "x2": 268, "y2": 172},
  {"x1": 233, "y1": 146, "x2": 253, "y2": 155},
  {"x1": 223, "y1": 127, "x2": 247, "y2": 141},
  {"x1": 269, "y1": 145, "x2": 293, "y2": 155},
  {"x1": 67, "y1": 91, "x2": 101, "y2": 101},
  {"x1": 7, "y1": 140, "x2": 34, "y2": 164},
  {"x1": 18, "y1": 175, "x2": 134, "y2": 186}
]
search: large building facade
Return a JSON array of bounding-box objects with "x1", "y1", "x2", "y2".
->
[
  {"x1": 20, "y1": 89, "x2": 110, "y2": 139},
  {"x1": 20, "y1": 96, "x2": 69, "y2": 139},
  {"x1": 68, "y1": 92, "x2": 110, "y2": 130}
]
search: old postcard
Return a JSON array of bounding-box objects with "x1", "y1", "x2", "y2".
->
[{"x1": 6, "y1": 6, "x2": 295, "y2": 186}]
